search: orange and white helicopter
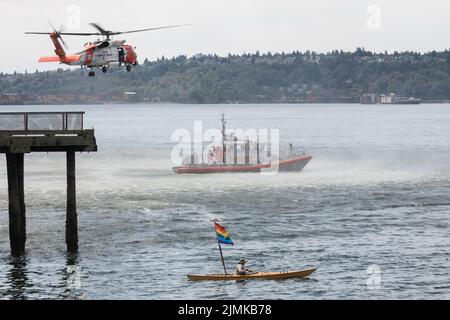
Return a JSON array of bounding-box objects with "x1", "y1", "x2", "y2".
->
[{"x1": 26, "y1": 23, "x2": 188, "y2": 77}]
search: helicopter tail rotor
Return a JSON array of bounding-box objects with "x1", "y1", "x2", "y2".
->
[{"x1": 48, "y1": 20, "x2": 69, "y2": 50}]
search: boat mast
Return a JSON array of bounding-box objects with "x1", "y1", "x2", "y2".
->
[
  {"x1": 256, "y1": 135, "x2": 260, "y2": 164},
  {"x1": 221, "y1": 113, "x2": 227, "y2": 164}
]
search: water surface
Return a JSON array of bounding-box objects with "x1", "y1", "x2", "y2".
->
[{"x1": 0, "y1": 103, "x2": 449, "y2": 299}]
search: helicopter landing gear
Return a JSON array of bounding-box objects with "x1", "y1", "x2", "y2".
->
[
  {"x1": 126, "y1": 64, "x2": 132, "y2": 72},
  {"x1": 102, "y1": 66, "x2": 108, "y2": 73}
]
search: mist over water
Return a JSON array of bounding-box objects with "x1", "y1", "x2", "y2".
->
[{"x1": 0, "y1": 104, "x2": 449, "y2": 299}]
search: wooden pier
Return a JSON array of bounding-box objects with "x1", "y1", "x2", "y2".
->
[{"x1": 0, "y1": 112, "x2": 97, "y2": 256}]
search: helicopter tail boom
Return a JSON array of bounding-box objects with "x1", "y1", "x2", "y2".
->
[{"x1": 38, "y1": 55, "x2": 81, "y2": 64}]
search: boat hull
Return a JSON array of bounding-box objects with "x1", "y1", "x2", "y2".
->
[
  {"x1": 173, "y1": 155, "x2": 312, "y2": 174},
  {"x1": 393, "y1": 100, "x2": 421, "y2": 105},
  {"x1": 187, "y1": 268, "x2": 316, "y2": 281}
]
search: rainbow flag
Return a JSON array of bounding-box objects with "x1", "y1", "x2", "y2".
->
[{"x1": 215, "y1": 222, "x2": 234, "y2": 245}]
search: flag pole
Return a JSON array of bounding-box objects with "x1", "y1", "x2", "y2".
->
[{"x1": 217, "y1": 241, "x2": 228, "y2": 274}]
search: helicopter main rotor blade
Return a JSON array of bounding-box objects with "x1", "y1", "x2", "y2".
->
[
  {"x1": 25, "y1": 31, "x2": 102, "y2": 36},
  {"x1": 59, "y1": 32, "x2": 102, "y2": 36},
  {"x1": 26, "y1": 23, "x2": 190, "y2": 36},
  {"x1": 111, "y1": 24, "x2": 191, "y2": 35},
  {"x1": 89, "y1": 22, "x2": 109, "y2": 35},
  {"x1": 25, "y1": 32, "x2": 53, "y2": 35}
]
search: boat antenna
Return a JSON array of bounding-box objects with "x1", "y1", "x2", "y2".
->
[{"x1": 221, "y1": 114, "x2": 227, "y2": 164}]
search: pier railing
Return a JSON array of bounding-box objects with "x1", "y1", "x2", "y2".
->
[{"x1": 0, "y1": 112, "x2": 84, "y2": 131}]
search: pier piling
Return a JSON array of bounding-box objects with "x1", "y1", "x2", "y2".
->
[
  {"x1": 6, "y1": 153, "x2": 26, "y2": 256},
  {"x1": 66, "y1": 151, "x2": 78, "y2": 253}
]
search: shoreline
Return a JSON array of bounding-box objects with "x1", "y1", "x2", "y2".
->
[{"x1": 1, "y1": 101, "x2": 449, "y2": 106}]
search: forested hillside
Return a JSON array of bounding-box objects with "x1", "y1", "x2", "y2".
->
[{"x1": 1, "y1": 48, "x2": 450, "y2": 103}]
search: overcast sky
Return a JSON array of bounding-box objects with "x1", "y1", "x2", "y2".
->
[{"x1": 0, "y1": 0, "x2": 449, "y2": 73}]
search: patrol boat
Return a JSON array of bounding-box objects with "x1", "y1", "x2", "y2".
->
[{"x1": 173, "y1": 114, "x2": 312, "y2": 174}]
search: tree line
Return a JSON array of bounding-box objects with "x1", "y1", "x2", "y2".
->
[{"x1": 1, "y1": 48, "x2": 450, "y2": 103}]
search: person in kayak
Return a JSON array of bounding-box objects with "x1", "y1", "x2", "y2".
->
[{"x1": 236, "y1": 258, "x2": 254, "y2": 275}]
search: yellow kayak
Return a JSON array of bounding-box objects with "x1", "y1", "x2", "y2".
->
[{"x1": 187, "y1": 268, "x2": 316, "y2": 281}]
